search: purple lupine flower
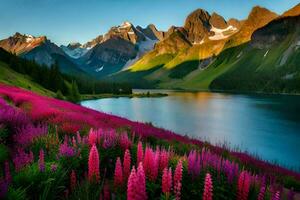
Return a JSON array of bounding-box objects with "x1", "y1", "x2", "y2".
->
[
  {"x1": 39, "y1": 149, "x2": 45, "y2": 172},
  {"x1": 59, "y1": 141, "x2": 76, "y2": 157},
  {"x1": 13, "y1": 148, "x2": 34, "y2": 171},
  {"x1": 51, "y1": 164, "x2": 58, "y2": 172}
]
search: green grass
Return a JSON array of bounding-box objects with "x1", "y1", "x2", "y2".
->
[
  {"x1": 129, "y1": 53, "x2": 175, "y2": 72},
  {"x1": 0, "y1": 61, "x2": 54, "y2": 96}
]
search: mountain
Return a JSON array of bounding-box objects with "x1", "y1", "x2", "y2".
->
[
  {"x1": 103, "y1": 21, "x2": 146, "y2": 44},
  {"x1": 0, "y1": 33, "x2": 84, "y2": 75},
  {"x1": 136, "y1": 24, "x2": 165, "y2": 41},
  {"x1": 60, "y1": 43, "x2": 89, "y2": 59},
  {"x1": 282, "y1": 3, "x2": 300, "y2": 17},
  {"x1": 106, "y1": 4, "x2": 300, "y2": 94},
  {"x1": 76, "y1": 22, "x2": 161, "y2": 77},
  {"x1": 115, "y1": 7, "x2": 241, "y2": 76},
  {"x1": 79, "y1": 37, "x2": 138, "y2": 77},
  {"x1": 225, "y1": 6, "x2": 278, "y2": 48}
]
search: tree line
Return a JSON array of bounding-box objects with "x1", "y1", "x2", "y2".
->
[{"x1": 0, "y1": 48, "x2": 132, "y2": 102}]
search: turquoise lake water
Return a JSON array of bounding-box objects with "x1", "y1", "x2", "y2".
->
[{"x1": 81, "y1": 90, "x2": 300, "y2": 171}]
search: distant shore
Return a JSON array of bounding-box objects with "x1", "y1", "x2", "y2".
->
[{"x1": 81, "y1": 92, "x2": 168, "y2": 100}]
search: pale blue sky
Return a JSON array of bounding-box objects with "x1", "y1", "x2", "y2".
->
[{"x1": 0, "y1": 0, "x2": 298, "y2": 45}]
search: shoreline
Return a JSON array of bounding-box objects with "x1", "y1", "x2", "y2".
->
[{"x1": 80, "y1": 92, "x2": 168, "y2": 100}]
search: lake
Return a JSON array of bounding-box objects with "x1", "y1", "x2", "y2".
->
[{"x1": 81, "y1": 90, "x2": 300, "y2": 171}]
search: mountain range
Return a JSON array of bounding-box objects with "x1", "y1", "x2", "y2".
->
[{"x1": 0, "y1": 3, "x2": 299, "y2": 93}]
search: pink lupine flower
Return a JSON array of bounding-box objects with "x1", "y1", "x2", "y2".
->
[
  {"x1": 88, "y1": 144, "x2": 100, "y2": 183},
  {"x1": 174, "y1": 160, "x2": 183, "y2": 200},
  {"x1": 237, "y1": 171, "x2": 251, "y2": 200},
  {"x1": 127, "y1": 163, "x2": 147, "y2": 200},
  {"x1": 114, "y1": 157, "x2": 123, "y2": 188},
  {"x1": 70, "y1": 170, "x2": 76, "y2": 191},
  {"x1": 159, "y1": 149, "x2": 169, "y2": 172},
  {"x1": 203, "y1": 173, "x2": 213, "y2": 200},
  {"x1": 136, "y1": 163, "x2": 147, "y2": 200},
  {"x1": 272, "y1": 191, "x2": 280, "y2": 200},
  {"x1": 88, "y1": 128, "x2": 98, "y2": 145},
  {"x1": 38, "y1": 149, "x2": 45, "y2": 172},
  {"x1": 4, "y1": 161, "x2": 11, "y2": 183},
  {"x1": 257, "y1": 186, "x2": 265, "y2": 200},
  {"x1": 119, "y1": 132, "x2": 132, "y2": 150},
  {"x1": 137, "y1": 141, "x2": 143, "y2": 165},
  {"x1": 127, "y1": 167, "x2": 137, "y2": 200},
  {"x1": 143, "y1": 146, "x2": 159, "y2": 181},
  {"x1": 162, "y1": 167, "x2": 172, "y2": 197},
  {"x1": 123, "y1": 149, "x2": 131, "y2": 181}
]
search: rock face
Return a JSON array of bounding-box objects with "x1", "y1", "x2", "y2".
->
[
  {"x1": 103, "y1": 21, "x2": 146, "y2": 44},
  {"x1": 251, "y1": 15, "x2": 300, "y2": 49},
  {"x1": 81, "y1": 37, "x2": 138, "y2": 76},
  {"x1": 184, "y1": 9, "x2": 211, "y2": 43},
  {"x1": 0, "y1": 33, "x2": 47, "y2": 55},
  {"x1": 155, "y1": 31, "x2": 192, "y2": 54},
  {"x1": 82, "y1": 35, "x2": 104, "y2": 49},
  {"x1": 0, "y1": 33, "x2": 66, "y2": 66},
  {"x1": 209, "y1": 12, "x2": 227, "y2": 29},
  {"x1": 136, "y1": 24, "x2": 165, "y2": 41},
  {"x1": 225, "y1": 6, "x2": 278, "y2": 48},
  {"x1": 227, "y1": 18, "x2": 243, "y2": 29},
  {"x1": 282, "y1": 3, "x2": 300, "y2": 17}
]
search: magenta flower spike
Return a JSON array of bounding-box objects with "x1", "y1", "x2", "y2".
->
[
  {"x1": 123, "y1": 149, "x2": 131, "y2": 181},
  {"x1": 174, "y1": 160, "x2": 183, "y2": 200},
  {"x1": 127, "y1": 167, "x2": 137, "y2": 200},
  {"x1": 88, "y1": 144, "x2": 100, "y2": 183},
  {"x1": 114, "y1": 157, "x2": 123, "y2": 188},
  {"x1": 137, "y1": 141, "x2": 144, "y2": 165},
  {"x1": 203, "y1": 173, "x2": 213, "y2": 200},
  {"x1": 38, "y1": 149, "x2": 45, "y2": 172},
  {"x1": 162, "y1": 167, "x2": 172, "y2": 198},
  {"x1": 237, "y1": 171, "x2": 251, "y2": 200},
  {"x1": 136, "y1": 162, "x2": 147, "y2": 200}
]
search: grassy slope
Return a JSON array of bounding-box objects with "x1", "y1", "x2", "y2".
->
[
  {"x1": 0, "y1": 61, "x2": 54, "y2": 96},
  {"x1": 209, "y1": 32, "x2": 300, "y2": 93}
]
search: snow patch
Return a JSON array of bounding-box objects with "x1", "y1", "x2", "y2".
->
[
  {"x1": 61, "y1": 46, "x2": 89, "y2": 59},
  {"x1": 120, "y1": 21, "x2": 132, "y2": 28},
  {"x1": 209, "y1": 25, "x2": 237, "y2": 41},
  {"x1": 123, "y1": 37, "x2": 158, "y2": 70},
  {"x1": 264, "y1": 50, "x2": 269, "y2": 58},
  {"x1": 237, "y1": 51, "x2": 243, "y2": 58},
  {"x1": 95, "y1": 66, "x2": 104, "y2": 72}
]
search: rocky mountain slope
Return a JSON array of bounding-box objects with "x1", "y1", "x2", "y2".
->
[
  {"x1": 107, "y1": 4, "x2": 300, "y2": 93},
  {"x1": 0, "y1": 33, "x2": 84, "y2": 75},
  {"x1": 71, "y1": 22, "x2": 163, "y2": 77}
]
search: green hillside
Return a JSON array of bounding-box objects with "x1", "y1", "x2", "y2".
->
[{"x1": 0, "y1": 61, "x2": 54, "y2": 96}]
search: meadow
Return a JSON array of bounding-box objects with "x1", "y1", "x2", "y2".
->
[{"x1": 0, "y1": 84, "x2": 299, "y2": 199}]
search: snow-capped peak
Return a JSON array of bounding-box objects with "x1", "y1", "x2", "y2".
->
[
  {"x1": 209, "y1": 25, "x2": 237, "y2": 40},
  {"x1": 120, "y1": 21, "x2": 132, "y2": 28}
]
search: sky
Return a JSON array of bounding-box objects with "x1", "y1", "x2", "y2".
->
[{"x1": 0, "y1": 0, "x2": 299, "y2": 45}]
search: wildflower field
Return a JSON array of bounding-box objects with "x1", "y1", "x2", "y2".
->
[{"x1": 0, "y1": 84, "x2": 299, "y2": 200}]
